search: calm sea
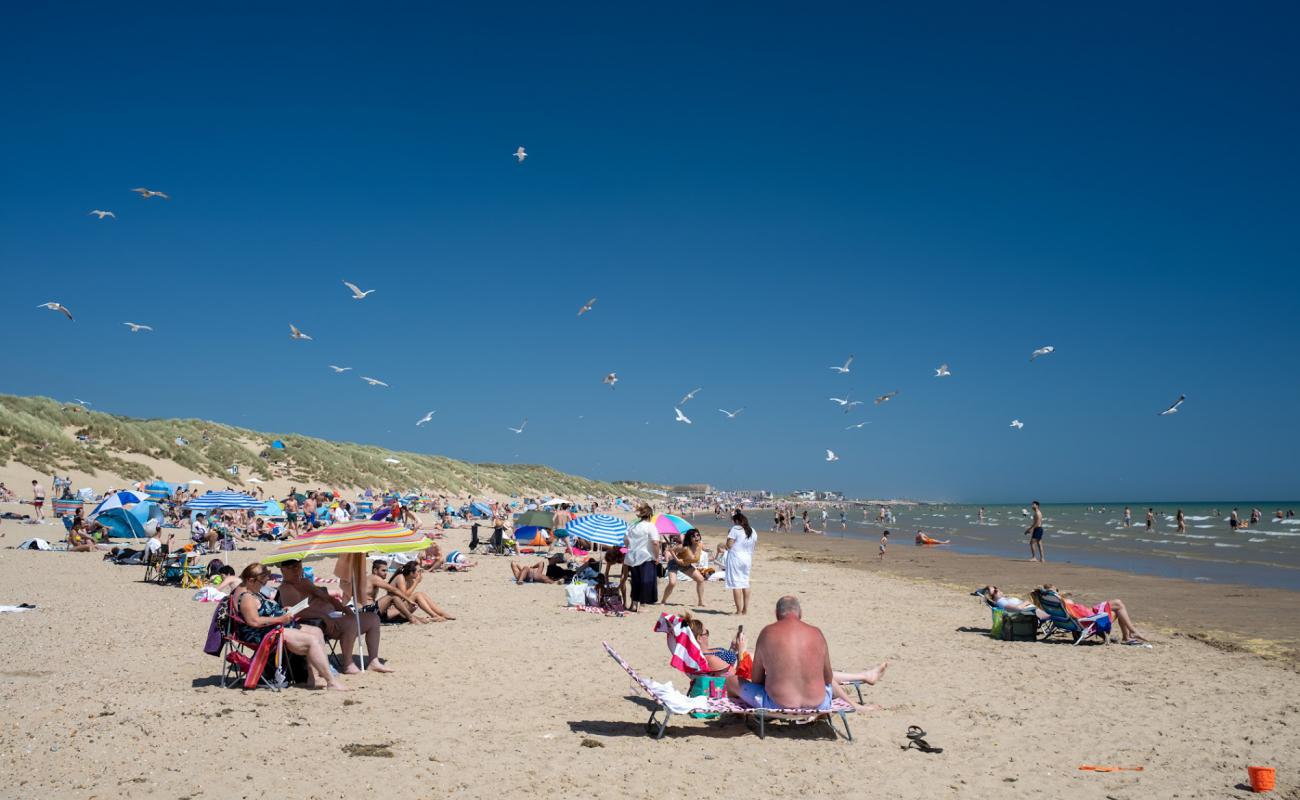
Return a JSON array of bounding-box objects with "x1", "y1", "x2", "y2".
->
[{"x1": 725, "y1": 503, "x2": 1300, "y2": 591}]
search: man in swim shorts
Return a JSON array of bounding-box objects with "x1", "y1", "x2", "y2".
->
[
  {"x1": 1024, "y1": 500, "x2": 1045, "y2": 562},
  {"x1": 724, "y1": 595, "x2": 869, "y2": 712},
  {"x1": 31, "y1": 480, "x2": 45, "y2": 518}
]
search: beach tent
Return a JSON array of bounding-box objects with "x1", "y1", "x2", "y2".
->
[
  {"x1": 97, "y1": 507, "x2": 148, "y2": 539},
  {"x1": 145, "y1": 481, "x2": 179, "y2": 502},
  {"x1": 88, "y1": 490, "x2": 149, "y2": 522},
  {"x1": 271, "y1": 440, "x2": 286, "y2": 450},
  {"x1": 513, "y1": 526, "x2": 551, "y2": 546},
  {"x1": 128, "y1": 501, "x2": 165, "y2": 531},
  {"x1": 259, "y1": 500, "x2": 286, "y2": 519},
  {"x1": 470, "y1": 501, "x2": 493, "y2": 518}
]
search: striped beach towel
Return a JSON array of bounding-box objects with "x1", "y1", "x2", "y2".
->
[{"x1": 654, "y1": 613, "x2": 708, "y2": 675}]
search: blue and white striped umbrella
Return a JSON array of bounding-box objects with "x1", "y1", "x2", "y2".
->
[
  {"x1": 88, "y1": 490, "x2": 150, "y2": 521},
  {"x1": 567, "y1": 514, "x2": 628, "y2": 548},
  {"x1": 185, "y1": 490, "x2": 264, "y2": 511}
]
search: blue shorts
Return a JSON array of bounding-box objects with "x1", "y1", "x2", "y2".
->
[{"x1": 736, "y1": 680, "x2": 833, "y2": 711}]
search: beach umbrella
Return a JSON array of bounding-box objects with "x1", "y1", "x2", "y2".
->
[
  {"x1": 185, "y1": 490, "x2": 263, "y2": 511},
  {"x1": 88, "y1": 490, "x2": 149, "y2": 521},
  {"x1": 514, "y1": 509, "x2": 553, "y2": 529},
  {"x1": 261, "y1": 520, "x2": 431, "y2": 671},
  {"x1": 651, "y1": 513, "x2": 693, "y2": 536},
  {"x1": 567, "y1": 514, "x2": 628, "y2": 548}
]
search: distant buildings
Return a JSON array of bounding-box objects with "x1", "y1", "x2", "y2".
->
[{"x1": 791, "y1": 490, "x2": 843, "y2": 501}]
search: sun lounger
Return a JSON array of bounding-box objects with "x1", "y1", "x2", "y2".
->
[
  {"x1": 1031, "y1": 589, "x2": 1110, "y2": 645},
  {"x1": 603, "y1": 642, "x2": 853, "y2": 740}
]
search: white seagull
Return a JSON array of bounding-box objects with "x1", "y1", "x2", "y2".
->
[
  {"x1": 578, "y1": 297, "x2": 597, "y2": 316},
  {"x1": 934, "y1": 363, "x2": 951, "y2": 377},
  {"x1": 328, "y1": 365, "x2": 352, "y2": 373},
  {"x1": 1158, "y1": 395, "x2": 1186, "y2": 416},
  {"x1": 603, "y1": 372, "x2": 619, "y2": 389},
  {"x1": 123, "y1": 322, "x2": 152, "y2": 333},
  {"x1": 131, "y1": 187, "x2": 170, "y2": 200},
  {"x1": 38, "y1": 302, "x2": 74, "y2": 321},
  {"x1": 846, "y1": 421, "x2": 871, "y2": 430},
  {"x1": 508, "y1": 418, "x2": 528, "y2": 434},
  {"x1": 343, "y1": 281, "x2": 375, "y2": 300},
  {"x1": 514, "y1": 147, "x2": 527, "y2": 163},
  {"x1": 825, "y1": 449, "x2": 839, "y2": 462},
  {"x1": 718, "y1": 408, "x2": 745, "y2": 419},
  {"x1": 415, "y1": 411, "x2": 437, "y2": 426},
  {"x1": 74, "y1": 399, "x2": 91, "y2": 407},
  {"x1": 875, "y1": 391, "x2": 898, "y2": 405},
  {"x1": 89, "y1": 210, "x2": 115, "y2": 219},
  {"x1": 1030, "y1": 345, "x2": 1055, "y2": 362},
  {"x1": 1010, "y1": 419, "x2": 1024, "y2": 429},
  {"x1": 289, "y1": 324, "x2": 312, "y2": 340},
  {"x1": 674, "y1": 407, "x2": 692, "y2": 425},
  {"x1": 829, "y1": 355, "x2": 854, "y2": 374},
  {"x1": 360, "y1": 376, "x2": 389, "y2": 387},
  {"x1": 679, "y1": 387, "x2": 702, "y2": 405}
]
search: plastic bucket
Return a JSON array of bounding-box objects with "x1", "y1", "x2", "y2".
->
[{"x1": 1248, "y1": 766, "x2": 1275, "y2": 793}]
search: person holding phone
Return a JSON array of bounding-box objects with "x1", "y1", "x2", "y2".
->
[{"x1": 234, "y1": 563, "x2": 347, "y2": 691}]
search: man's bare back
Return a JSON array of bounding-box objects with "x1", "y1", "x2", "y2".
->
[{"x1": 752, "y1": 614, "x2": 832, "y2": 708}]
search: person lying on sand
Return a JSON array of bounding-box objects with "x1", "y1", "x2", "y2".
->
[
  {"x1": 1036, "y1": 584, "x2": 1150, "y2": 645},
  {"x1": 277, "y1": 559, "x2": 394, "y2": 673},
  {"x1": 511, "y1": 553, "x2": 570, "y2": 584},
  {"x1": 723, "y1": 596, "x2": 883, "y2": 713},
  {"x1": 915, "y1": 530, "x2": 950, "y2": 545}
]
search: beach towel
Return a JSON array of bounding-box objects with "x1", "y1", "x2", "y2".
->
[
  {"x1": 647, "y1": 679, "x2": 710, "y2": 715},
  {"x1": 0, "y1": 604, "x2": 37, "y2": 614},
  {"x1": 18, "y1": 538, "x2": 51, "y2": 550},
  {"x1": 654, "y1": 613, "x2": 709, "y2": 675}
]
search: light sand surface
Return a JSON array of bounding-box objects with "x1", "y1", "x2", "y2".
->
[{"x1": 0, "y1": 517, "x2": 1296, "y2": 799}]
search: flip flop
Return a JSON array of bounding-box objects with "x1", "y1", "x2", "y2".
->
[{"x1": 902, "y1": 726, "x2": 943, "y2": 754}]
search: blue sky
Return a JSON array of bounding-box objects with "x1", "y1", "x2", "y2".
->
[{"x1": 2, "y1": 3, "x2": 1297, "y2": 501}]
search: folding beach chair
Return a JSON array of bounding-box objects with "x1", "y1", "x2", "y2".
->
[
  {"x1": 1031, "y1": 589, "x2": 1110, "y2": 645},
  {"x1": 971, "y1": 587, "x2": 1051, "y2": 641},
  {"x1": 142, "y1": 544, "x2": 169, "y2": 584},
  {"x1": 603, "y1": 642, "x2": 853, "y2": 741},
  {"x1": 179, "y1": 552, "x2": 208, "y2": 590},
  {"x1": 214, "y1": 594, "x2": 288, "y2": 691}
]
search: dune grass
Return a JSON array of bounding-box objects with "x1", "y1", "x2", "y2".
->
[{"x1": 0, "y1": 394, "x2": 632, "y2": 497}]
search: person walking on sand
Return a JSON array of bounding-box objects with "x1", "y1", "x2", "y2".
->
[
  {"x1": 722, "y1": 511, "x2": 757, "y2": 615},
  {"x1": 31, "y1": 480, "x2": 45, "y2": 519},
  {"x1": 1025, "y1": 500, "x2": 1045, "y2": 562},
  {"x1": 878, "y1": 529, "x2": 889, "y2": 560}
]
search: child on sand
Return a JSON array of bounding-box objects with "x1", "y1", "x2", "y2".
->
[{"x1": 879, "y1": 530, "x2": 889, "y2": 560}]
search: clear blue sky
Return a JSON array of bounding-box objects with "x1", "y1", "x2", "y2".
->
[{"x1": 2, "y1": 3, "x2": 1297, "y2": 502}]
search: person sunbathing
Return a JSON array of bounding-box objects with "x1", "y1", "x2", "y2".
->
[
  {"x1": 234, "y1": 563, "x2": 347, "y2": 691},
  {"x1": 511, "y1": 553, "x2": 569, "y2": 584},
  {"x1": 978, "y1": 585, "x2": 1046, "y2": 618},
  {"x1": 723, "y1": 596, "x2": 881, "y2": 713},
  {"x1": 68, "y1": 528, "x2": 98, "y2": 552},
  {"x1": 277, "y1": 559, "x2": 394, "y2": 673},
  {"x1": 389, "y1": 562, "x2": 455, "y2": 621},
  {"x1": 915, "y1": 530, "x2": 950, "y2": 545},
  {"x1": 362, "y1": 559, "x2": 426, "y2": 624},
  {"x1": 1038, "y1": 584, "x2": 1150, "y2": 645}
]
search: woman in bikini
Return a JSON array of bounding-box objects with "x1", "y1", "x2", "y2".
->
[{"x1": 660, "y1": 529, "x2": 707, "y2": 607}]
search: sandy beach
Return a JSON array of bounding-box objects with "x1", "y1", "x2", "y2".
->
[{"x1": 1, "y1": 509, "x2": 1296, "y2": 799}]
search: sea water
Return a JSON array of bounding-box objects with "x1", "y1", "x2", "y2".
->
[{"x1": 731, "y1": 503, "x2": 1300, "y2": 590}]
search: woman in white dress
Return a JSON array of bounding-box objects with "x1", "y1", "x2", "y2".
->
[{"x1": 722, "y1": 511, "x2": 757, "y2": 615}]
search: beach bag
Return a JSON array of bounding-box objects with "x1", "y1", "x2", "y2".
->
[
  {"x1": 598, "y1": 585, "x2": 626, "y2": 614},
  {"x1": 993, "y1": 609, "x2": 1038, "y2": 642},
  {"x1": 565, "y1": 582, "x2": 588, "y2": 607}
]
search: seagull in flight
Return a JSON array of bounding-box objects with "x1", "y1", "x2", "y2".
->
[
  {"x1": 674, "y1": 407, "x2": 692, "y2": 425},
  {"x1": 829, "y1": 355, "x2": 854, "y2": 374},
  {"x1": 1158, "y1": 395, "x2": 1186, "y2": 416},
  {"x1": 89, "y1": 210, "x2": 115, "y2": 219},
  {"x1": 718, "y1": 408, "x2": 745, "y2": 419},
  {"x1": 825, "y1": 449, "x2": 839, "y2": 462},
  {"x1": 328, "y1": 365, "x2": 352, "y2": 373},
  {"x1": 603, "y1": 372, "x2": 619, "y2": 389},
  {"x1": 1030, "y1": 345, "x2": 1055, "y2": 362},
  {"x1": 514, "y1": 146, "x2": 527, "y2": 163},
  {"x1": 289, "y1": 324, "x2": 312, "y2": 340},
  {"x1": 343, "y1": 281, "x2": 375, "y2": 300},
  {"x1": 679, "y1": 387, "x2": 702, "y2": 405},
  {"x1": 38, "y1": 302, "x2": 74, "y2": 321},
  {"x1": 508, "y1": 418, "x2": 528, "y2": 434},
  {"x1": 360, "y1": 376, "x2": 389, "y2": 387},
  {"x1": 1010, "y1": 419, "x2": 1024, "y2": 429},
  {"x1": 830, "y1": 395, "x2": 863, "y2": 412},
  {"x1": 845, "y1": 421, "x2": 871, "y2": 430},
  {"x1": 415, "y1": 411, "x2": 437, "y2": 426},
  {"x1": 875, "y1": 391, "x2": 898, "y2": 405},
  {"x1": 74, "y1": 399, "x2": 91, "y2": 407},
  {"x1": 123, "y1": 322, "x2": 153, "y2": 333},
  {"x1": 934, "y1": 363, "x2": 951, "y2": 377},
  {"x1": 131, "y1": 187, "x2": 169, "y2": 200},
  {"x1": 578, "y1": 297, "x2": 597, "y2": 316}
]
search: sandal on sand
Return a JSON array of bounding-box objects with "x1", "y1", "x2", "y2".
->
[{"x1": 902, "y1": 726, "x2": 943, "y2": 754}]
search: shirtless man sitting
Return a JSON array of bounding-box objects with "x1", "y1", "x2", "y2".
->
[
  {"x1": 276, "y1": 559, "x2": 394, "y2": 673},
  {"x1": 724, "y1": 596, "x2": 880, "y2": 712}
]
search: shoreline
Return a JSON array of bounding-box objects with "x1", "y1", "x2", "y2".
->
[{"x1": 693, "y1": 521, "x2": 1300, "y2": 666}]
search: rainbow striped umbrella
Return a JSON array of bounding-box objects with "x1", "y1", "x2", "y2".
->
[
  {"x1": 651, "y1": 513, "x2": 693, "y2": 536},
  {"x1": 262, "y1": 519, "x2": 430, "y2": 564}
]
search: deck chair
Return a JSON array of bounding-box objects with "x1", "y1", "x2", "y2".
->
[
  {"x1": 971, "y1": 587, "x2": 1053, "y2": 641},
  {"x1": 1031, "y1": 589, "x2": 1110, "y2": 645},
  {"x1": 179, "y1": 552, "x2": 208, "y2": 590},
  {"x1": 274, "y1": 588, "x2": 344, "y2": 669},
  {"x1": 603, "y1": 642, "x2": 853, "y2": 740},
  {"x1": 215, "y1": 594, "x2": 288, "y2": 691},
  {"x1": 142, "y1": 544, "x2": 169, "y2": 583}
]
